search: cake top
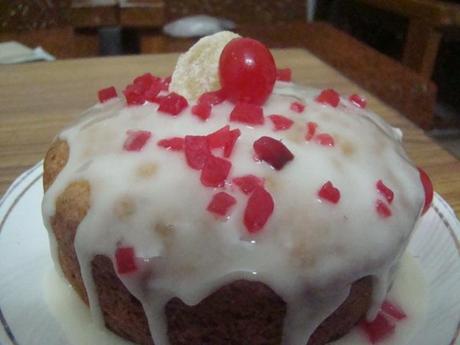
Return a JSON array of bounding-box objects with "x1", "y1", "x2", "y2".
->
[{"x1": 42, "y1": 32, "x2": 432, "y2": 345}]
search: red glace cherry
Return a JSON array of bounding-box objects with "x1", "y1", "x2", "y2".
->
[
  {"x1": 198, "y1": 89, "x2": 226, "y2": 106},
  {"x1": 123, "y1": 130, "x2": 152, "y2": 152},
  {"x1": 184, "y1": 136, "x2": 211, "y2": 170},
  {"x1": 158, "y1": 92, "x2": 188, "y2": 116},
  {"x1": 305, "y1": 122, "x2": 318, "y2": 141},
  {"x1": 98, "y1": 86, "x2": 117, "y2": 103},
  {"x1": 314, "y1": 133, "x2": 335, "y2": 147},
  {"x1": 318, "y1": 181, "x2": 341, "y2": 204},
  {"x1": 349, "y1": 94, "x2": 367, "y2": 108},
  {"x1": 219, "y1": 38, "x2": 276, "y2": 105},
  {"x1": 290, "y1": 101, "x2": 305, "y2": 113},
  {"x1": 229, "y1": 102, "x2": 264, "y2": 125},
  {"x1": 253, "y1": 136, "x2": 294, "y2": 170},
  {"x1": 207, "y1": 192, "x2": 236, "y2": 216},
  {"x1": 418, "y1": 167, "x2": 433, "y2": 215},
  {"x1": 381, "y1": 300, "x2": 407, "y2": 320},
  {"x1": 376, "y1": 199, "x2": 392, "y2": 218},
  {"x1": 244, "y1": 186, "x2": 274, "y2": 233},
  {"x1": 192, "y1": 103, "x2": 212, "y2": 121},
  {"x1": 115, "y1": 247, "x2": 137, "y2": 274}
]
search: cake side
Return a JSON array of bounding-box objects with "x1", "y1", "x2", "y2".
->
[{"x1": 44, "y1": 139, "x2": 373, "y2": 345}]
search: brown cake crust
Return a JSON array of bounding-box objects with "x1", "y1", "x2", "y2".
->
[{"x1": 44, "y1": 139, "x2": 373, "y2": 345}]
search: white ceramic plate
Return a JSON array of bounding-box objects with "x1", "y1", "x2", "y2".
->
[{"x1": 1, "y1": 162, "x2": 459, "y2": 345}]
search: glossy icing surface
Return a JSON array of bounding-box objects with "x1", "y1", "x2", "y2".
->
[{"x1": 42, "y1": 81, "x2": 425, "y2": 345}]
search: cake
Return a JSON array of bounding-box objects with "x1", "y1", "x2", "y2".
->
[{"x1": 42, "y1": 32, "x2": 433, "y2": 345}]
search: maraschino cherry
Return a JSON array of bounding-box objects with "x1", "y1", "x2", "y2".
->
[{"x1": 219, "y1": 38, "x2": 276, "y2": 105}]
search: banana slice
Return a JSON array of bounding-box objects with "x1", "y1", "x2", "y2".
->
[{"x1": 170, "y1": 31, "x2": 240, "y2": 101}]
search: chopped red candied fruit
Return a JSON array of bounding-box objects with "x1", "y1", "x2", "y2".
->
[
  {"x1": 230, "y1": 102, "x2": 264, "y2": 125},
  {"x1": 233, "y1": 175, "x2": 264, "y2": 195},
  {"x1": 376, "y1": 180, "x2": 394, "y2": 204},
  {"x1": 418, "y1": 167, "x2": 433, "y2": 215},
  {"x1": 314, "y1": 133, "x2": 335, "y2": 147},
  {"x1": 192, "y1": 103, "x2": 212, "y2": 121},
  {"x1": 124, "y1": 83, "x2": 145, "y2": 106},
  {"x1": 360, "y1": 312, "x2": 396, "y2": 344},
  {"x1": 207, "y1": 126, "x2": 231, "y2": 149},
  {"x1": 98, "y1": 86, "x2": 118, "y2": 103},
  {"x1": 123, "y1": 130, "x2": 152, "y2": 152},
  {"x1": 184, "y1": 136, "x2": 211, "y2": 169},
  {"x1": 161, "y1": 76, "x2": 171, "y2": 91},
  {"x1": 268, "y1": 114, "x2": 294, "y2": 131},
  {"x1": 157, "y1": 137, "x2": 184, "y2": 151},
  {"x1": 115, "y1": 247, "x2": 137, "y2": 274},
  {"x1": 200, "y1": 156, "x2": 232, "y2": 187},
  {"x1": 207, "y1": 192, "x2": 236, "y2": 216},
  {"x1": 224, "y1": 129, "x2": 241, "y2": 158},
  {"x1": 198, "y1": 89, "x2": 226, "y2": 106},
  {"x1": 134, "y1": 73, "x2": 161, "y2": 90},
  {"x1": 158, "y1": 92, "x2": 188, "y2": 115},
  {"x1": 318, "y1": 181, "x2": 341, "y2": 204},
  {"x1": 376, "y1": 199, "x2": 392, "y2": 218},
  {"x1": 219, "y1": 37, "x2": 276, "y2": 105},
  {"x1": 305, "y1": 121, "x2": 318, "y2": 141},
  {"x1": 144, "y1": 84, "x2": 162, "y2": 103},
  {"x1": 381, "y1": 301, "x2": 407, "y2": 320},
  {"x1": 253, "y1": 136, "x2": 294, "y2": 170},
  {"x1": 244, "y1": 186, "x2": 274, "y2": 233},
  {"x1": 316, "y1": 89, "x2": 340, "y2": 107},
  {"x1": 290, "y1": 101, "x2": 305, "y2": 113},
  {"x1": 349, "y1": 94, "x2": 367, "y2": 108},
  {"x1": 276, "y1": 68, "x2": 292, "y2": 82}
]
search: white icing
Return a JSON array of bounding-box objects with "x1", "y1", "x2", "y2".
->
[
  {"x1": 43, "y1": 252, "x2": 427, "y2": 345},
  {"x1": 42, "y1": 81, "x2": 425, "y2": 345}
]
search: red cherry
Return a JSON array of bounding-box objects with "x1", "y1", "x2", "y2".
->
[
  {"x1": 418, "y1": 167, "x2": 433, "y2": 215},
  {"x1": 207, "y1": 192, "x2": 236, "y2": 216},
  {"x1": 219, "y1": 38, "x2": 276, "y2": 105},
  {"x1": 318, "y1": 181, "x2": 340, "y2": 204},
  {"x1": 115, "y1": 247, "x2": 137, "y2": 274},
  {"x1": 359, "y1": 312, "x2": 395, "y2": 344},
  {"x1": 98, "y1": 86, "x2": 117, "y2": 103},
  {"x1": 381, "y1": 300, "x2": 407, "y2": 320},
  {"x1": 376, "y1": 180, "x2": 394, "y2": 204},
  {"x1": 123, "y1": 130, "x2": 152, "y2": 152},
  {"x1": 244, "y1": 186, "x2": 274, "y2": 233}
]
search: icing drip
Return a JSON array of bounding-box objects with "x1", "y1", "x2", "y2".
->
[{"x1": 42, "y1": 82, "x2": 424, "y2": 345}]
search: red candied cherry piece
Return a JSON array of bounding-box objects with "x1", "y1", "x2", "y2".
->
[
  {"x1": 207, "y1": 192, "x2": 237, "y2": 216},
  {"x1": 318, "y1": 181, "x2": 341, "y2": 204},
  {"x1": 224, "y1": 129, "x2": 241, "y2": 158},
  {"x1": 158, "y1": 92, "x2": 188, "y2": 116},
  {"x1": 376, "y1": 199, "x2": 392, "y2": 218},
  {"x1": 123, "y1": 130, "x2": 152, "y2": 152},
  {"x1": 305, "y1": 121, "x2": 318, "y2": 141},
  {"x1": 98, "y1": 86, "x2": 118, "y2": 103},
  {"x1": 418, "y1": 167, "x2": 433, "y2": 215},
  {"x1": 314, "y1": 133, "x2": 335, "y2": 147},
  {"x1": 115, "y1": 246, "x2": 137, "y2": 274},
  {"x1": 219, "y1": 37, "x2": 276, "y2": 105},
  {"x1": 207, "y1": 125, "x2": 231, "y2": 149},
  {"x1": 198, "y1": 89, "x2": 226, "y2": 106},
  {"x1": 157, "y1": 137, "x2": 184, "y2": 151},
  {"x1": 376, "y1": 180, "x2": 394, "y2": 204},
  {"x1": 253, "y1": 136, "x2": 294, "y2": 170},
  {"x1": 316, "y1": 89, "x2": 340, "y2": 107},
  {"x1": 192, "y1": 103, "x2": 212, "y2": 121},
  {"x1": 268, "y1": 114, "x2": 294, "y2": 131},
  {"x1": 360, "y1": 312, "x2": 396, "y2": 344},
  {"x1": 244, "y1": 186, "x2": 274, "y2": 233},
  {"x1": 144, "y1": 83, "x2": 163, "y2": 103},
  {"x1": 124, "y1": 84, "x2": 145, "y2": 106},
  {"x1": 349, "y1": 94, "x2": 367, "y2": 108},
  {"x1": 233, "y1": 175, "x2": 264, "y2": 194},
  {"x1": 160, "y1": 76, "x2": 171, "y2": 91},
  {"x1": 184, "y1": 135, "x2": 211, "y2": 170},
  {"x1": 381, "y1": 300, "x2": 407, "y2": 320},
  {"x1": 290, "y1": 101, "x2": 305, "y2": 113},
  {"x1": 200, "y1": 155, "x2": 232, "y2": 187},
  {"x1": 133, "y1": 73, "x2": 161, "y2": 91},
  {"x1": 276, "y1": 68, "x2": 292, "y2": 82},
  {"x1": 230, "y1": 102, "x2": 264, "y2": 125}
]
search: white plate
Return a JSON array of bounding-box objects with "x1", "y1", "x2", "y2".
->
[{"x1": 0, "y1": 162, "x2": 459, "y2": 345}]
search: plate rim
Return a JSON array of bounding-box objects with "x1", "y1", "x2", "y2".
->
[{"x1": 0, "y1": 163, "x2": 459, "y2": 345}]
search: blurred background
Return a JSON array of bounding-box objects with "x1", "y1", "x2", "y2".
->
[{"x1": 0, "y1": 0, "x2": 459, "y2": 156}]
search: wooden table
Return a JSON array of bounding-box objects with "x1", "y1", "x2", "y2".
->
[{"x1": 0, "y1": 49, "x2": 459, "y2": 215}]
